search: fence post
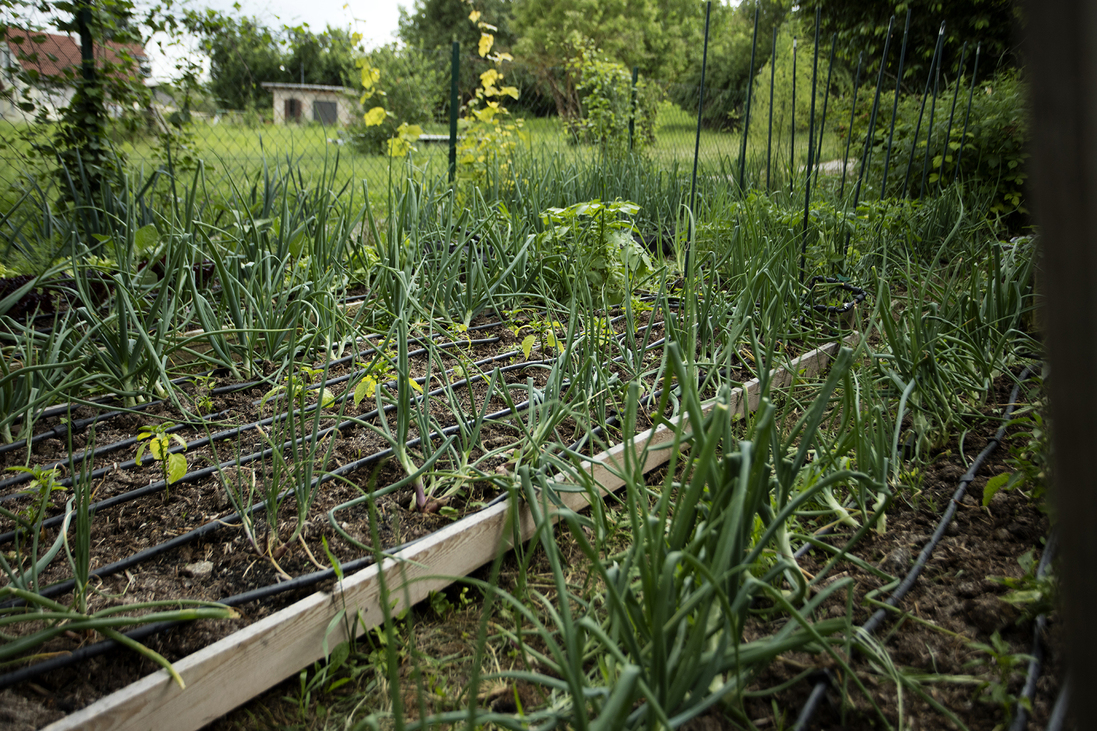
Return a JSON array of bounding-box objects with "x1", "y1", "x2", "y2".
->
[
  {"x1": 737, "y1": 3, "x2": 759, "y2": 193},
  {"x1": 688, "y1": 0, "x2": 712, "y2": 268},
  {"x1": 880, "y1": 8, "x2": 912, "y2": 198},
  {"x1": 766, "y1": 25, "x2": 777, "y2": 189},
  {"x1": 628, "y1": 66, "x2": 638, "y2": 152},
  {"x1": 798, "y1": 8, "x2": 821, "y2": 285},
  {"x1": 72, "y1": 0, "x2": 105, "y2": 195},
  {"x1": 449, "y1": 41, "x2": 459, "y2": 185}
]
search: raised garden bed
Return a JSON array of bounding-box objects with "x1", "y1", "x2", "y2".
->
[{"x1": 12, "y1": 333, "x2": 853, "y2": 730}]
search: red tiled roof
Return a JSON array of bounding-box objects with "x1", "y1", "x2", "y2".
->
[{"x1": 3, "y1": 29, "x2": 147, "y2": 80}]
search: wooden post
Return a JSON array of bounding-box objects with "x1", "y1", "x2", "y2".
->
[{"x1": 1026, "y1": 0, "x2": 1097, "y2": 720}]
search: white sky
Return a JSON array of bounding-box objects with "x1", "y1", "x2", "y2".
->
[{"x1": 147, "y1": 0, "x2": 405, "y2": 79}]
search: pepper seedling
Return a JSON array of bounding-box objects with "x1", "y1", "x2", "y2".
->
[{"x1": 136, "y1": 423, "x2": 188, "y2": 500}]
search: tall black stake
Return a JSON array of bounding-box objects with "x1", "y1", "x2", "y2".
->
[
  {"x1": 629, "y1": 65, "x2": 639, "y2": 151},
  {"x1": 738, "y1": 3, "x2": 760, "y2": 192},
  {"x1": 940, "y1": 42, "x2": 968, "y2": 190},
  {"x1": 688, "y1": 0, "x2": 712, "y2": 270},
  {"x1": 813, "y1": 35, "x2": 837, "y2": 191},
  {"x1": 880, "y1": 7, "x2": 912, "y2": 199},
  {"x1": 766, "y1": 25, "x2": 777, "y2": 189},
  {"x1": 448, "y1": 42, "x2": 460, "y2": 184},
  {"x1": 953, "y1": 43, "x2": 981, "y2": 185},
  {"x1": 844, "y1": 16, "x2": 894, "y2": 258},
  {"x1": 839, "y1": 52, "x2": 864, "y2": 198},
  {"x1": 901, "y1": 24, "x2": 946, "y2": 196},
  {"x1": 799, "y1": 8, "x2": 821, "y2": 285},
  {"x1": 919, "y1": 36, "x2": 944, "y2": 199},
  {"x1": 790, "y1": 36, "x2": 797, "y2": 193}
]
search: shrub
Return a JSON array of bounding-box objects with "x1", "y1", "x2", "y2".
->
[
  {"x1": 347, "y1": 45, "x2": 446, "y2": 155},
  {"x1": 531, "y1": 199, "x2": 654, "y2": 304},
  {"x1": 562, "y1": 39, "x2": 661, "y2": 154},
  {"x1": 862, "y1": 69, "x2": 1029, "y2": 220}
]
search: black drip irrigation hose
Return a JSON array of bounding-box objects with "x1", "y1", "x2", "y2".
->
[
  {"x1": 0, "y1": 335, "x2": 503, "y2": 498},
  {"x1": 0, "y1": 345, "x2": 530, "y2": 547},
  {"x1": 804, "y1": 276, "x2": 867, "y2": 316},
  {"x1": 1045, "y1": 679, "x2": 1069, "y2": 731},
  {"x1": 1, "y1": 312, "x2": 661, "y2": 504},
  {"x1": 792, "y1": 366, "x2": 1035, "y2": 730},
  {"x1": 0, "y1": 319, "x2": 506, "y2": 459},
  {"x1": 1008, "y1": 529, "x2": 1058, "y2": 731},
  {"x1": 1, "y1": 324, "x2": 670, "y2": 604}
]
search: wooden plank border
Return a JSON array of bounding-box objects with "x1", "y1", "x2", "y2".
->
[{"x1": 44, "y1": 336, "x2": 855, "y2": 731}]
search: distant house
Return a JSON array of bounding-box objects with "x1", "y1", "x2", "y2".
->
[
  {"x1": 261, "y1": 82, "x2": 356, "y2": 126},
  {"x1": 0, "y1": 29, "x2": 150, "y2": 122}
]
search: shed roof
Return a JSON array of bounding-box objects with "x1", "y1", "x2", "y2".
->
[
  {"x1": 260, "y1": 82, "x2": 353, "y2": 94},
  {"x1": 2, "y1": 29, "x2": 147, "y2": 80}
]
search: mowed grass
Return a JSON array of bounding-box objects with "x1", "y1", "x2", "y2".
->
[{"x1": 0, "y1": 101, "x2": 853, "y2": 213}]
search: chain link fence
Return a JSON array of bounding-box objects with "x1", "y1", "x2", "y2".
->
[{"x1": 0, "y1": 14, "x2": 993, "y2": 211}]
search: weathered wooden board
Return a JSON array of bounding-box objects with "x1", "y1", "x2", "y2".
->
[{"x1": 43, "y1": 337, "x2": 853, "y2": 731}]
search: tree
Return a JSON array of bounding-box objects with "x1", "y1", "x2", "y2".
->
[
  {"x1": 183, "y1": 11, "x2": 360, "y2": 112},
  {"x1": 283, "y1": 26, "x2": 360, "y2": 88},
  {"x1": 398, "y1": 0, "x2": 515, "y2": 53},
  {"x1": 511, "y1": 0, "x2": 701, "y2": 84},
  {"x1": 669, "y1": 0, "x2": 790, "y2": 128},
  {"x1": 1, "y1": 0, "x2": 161, "y2": 197},
  {"x1": 797, "y1": 0, "x2": 1022, "y2": 84},
  {"x1": 184, "y1": 11, "x2": 284, "y2": 111}
]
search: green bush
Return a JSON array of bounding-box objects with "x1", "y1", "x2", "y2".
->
[
  {"x1": 562, "y1": 41, "x2": 661, "y2": 154},
  {"x1": 862, "y1": 69, "x2": 1029, "y2": 219},
  {"x1": 347, "y1": 45, "x2": 446, "y2": 155},
  {"x1": 531, "y1": 199, "x2": 654, "y2": 304}
]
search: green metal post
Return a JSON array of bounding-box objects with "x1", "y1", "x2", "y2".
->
[
  {"x1": 449, "y1": 41, "x2": 460, "y2": 184},
  {"x1": 628, "y1": 65, "x2": 638, "y2": 151}
]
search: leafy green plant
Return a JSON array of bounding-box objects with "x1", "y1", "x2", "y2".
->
[
  {"x1": 8, "y1": 466, "x2": 66, "y2": 529},
  {"x1": 455, "y1": 26, "x2": 525, "y2": 189},
  {"x1": 349, "y1": 44, "x2": 442, "y2": 156},
  {"x1": 532, "y1": 199, "x2": 654, "y2": 304},
  {"x1": 990, "y1": 548, "x2": 1057, "y2": 622},
  {"x1": 136, "y1": 422, "x2": 188, "y2": 499},
  {"x1": 261, "y1": 364, "x2": 337, "y2": 413},
  {"x1": 965, "y1": 631, "x2": 1034, "y2": 721},
  {"x1": 563, "y1": 36, "x2": 660, "y2": 152},
  {"x1": 982, "y1": 394, "x2": 1048, "y2": 507}
]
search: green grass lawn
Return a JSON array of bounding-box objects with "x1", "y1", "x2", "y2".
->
[{"x1": 0, "y1": 102, "x2": 855, "y2": 213}]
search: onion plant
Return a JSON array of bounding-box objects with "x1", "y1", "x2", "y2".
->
[
  {"x1": 0, "y1": 427, "x2": 236, "y2": 686},
  {"x1": 411, "y1": 342, "x2": 887, "y2": 729}
]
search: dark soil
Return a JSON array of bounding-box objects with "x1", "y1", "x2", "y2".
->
[
  {"x1": 204, "y1": 369, "x2": 1061, "y2": 731},
  {"x1": 2, "y1": 305, "x2": 751, "y2": 725},
  {"x1": 737, "y1": 371, "x2": 1060, "y2": 730}
]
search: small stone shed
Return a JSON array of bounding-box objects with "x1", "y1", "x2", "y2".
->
[{"x1": 261, "y1": 82, "x2": 356, "y2": 126}]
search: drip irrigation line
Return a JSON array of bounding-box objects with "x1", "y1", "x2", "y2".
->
[
  {"x1": 0, "y1": 531, "x2": 431, "y2": 691},
  {"x1": 0, "y1": 336, "x2": 503, "y2": 497},
  {"x1": 1, "y1": 327, "x2": 671, "y2": 602},
  {"x1": 793, "y1": 366, "x2": 1035, "y2": 730},
  {"x1": 1008, "y1": 529, "x2": 1058, "y2": 731},
  {"x1": 0, "y1": 348, "x2": 538, "y2": 542},
  {"x1": 804, "y1": 277, "x2": 867, "y2": 316},
  {"x1": 1045, "y1": 679, "x2": 1069, "y2": 731}
]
